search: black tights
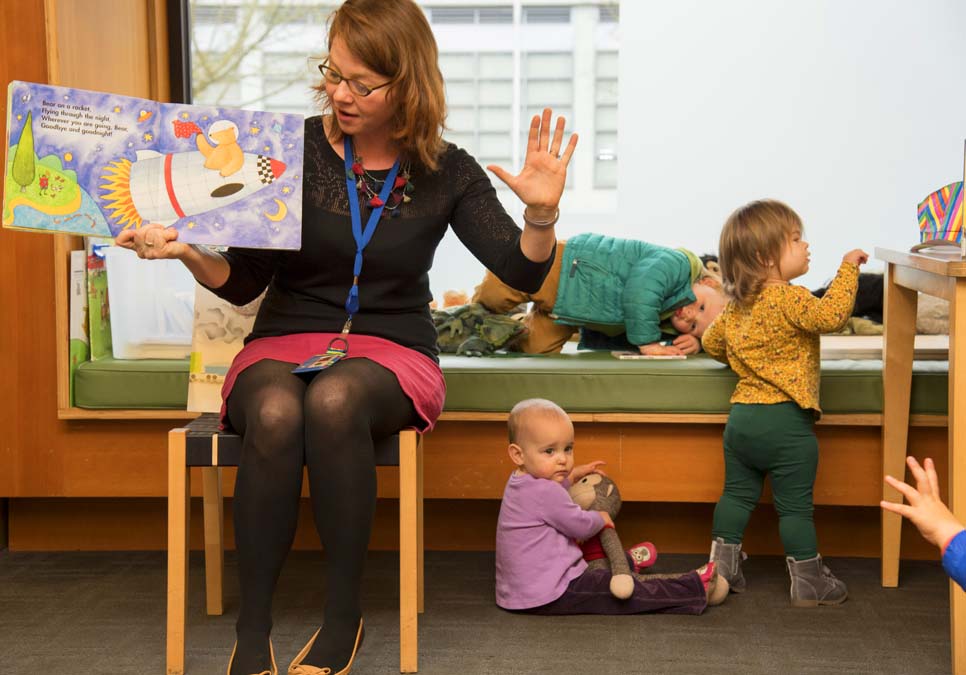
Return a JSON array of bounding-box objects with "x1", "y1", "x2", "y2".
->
[{"x1": 226, "y1": 358, "x2": 417, "y2": 674}]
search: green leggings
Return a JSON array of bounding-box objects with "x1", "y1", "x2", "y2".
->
[{"x1": 711, "y1": 402, "x2": 819, "y2": 560}]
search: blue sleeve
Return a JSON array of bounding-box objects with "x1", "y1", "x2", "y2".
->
[{"x1": 943, "y1": 529, "x2": 966, "y2": 591}]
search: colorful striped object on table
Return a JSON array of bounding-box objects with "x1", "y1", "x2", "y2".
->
[{"x1": 918, "y1": 181, "x2": 963, "y2": 245}]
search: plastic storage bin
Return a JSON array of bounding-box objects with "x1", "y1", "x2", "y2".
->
[{"x1": 102, "y1": 246, "x2": 195, "y2": 359}]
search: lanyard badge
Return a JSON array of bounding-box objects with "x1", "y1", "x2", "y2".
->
[{"x1": 292, "y1": 136, "x2": 400, "y2": 377}]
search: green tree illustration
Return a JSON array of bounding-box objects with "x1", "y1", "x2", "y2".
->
[{"x1": 12, "y1": 112, "x2": 36, "y2": 192}]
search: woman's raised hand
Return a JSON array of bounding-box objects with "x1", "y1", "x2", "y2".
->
[
  {"x1": 487, "y1": 108, "x2": 578, "y2": 216},
  {"x1": 115, "y1": 223, "x2": 189, "y2": 260}
]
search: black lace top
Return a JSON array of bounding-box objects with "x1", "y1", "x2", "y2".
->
[{"x1": 207, "y1": 115, "x2": 554, "y2": 361}]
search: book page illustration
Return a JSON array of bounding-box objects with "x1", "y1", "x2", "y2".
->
[
  {"x1": 69, "y1": 249, "x2": 90, "y2": 404},
  {"x1": 4, "y1": 81, "x2": 304, "y2": 249},
  {"x1": 187, "y1": 284, "x2": 262, "y2": 413},
  {"x1": 86, "y1": 239, "x2": 113, "y2": 360}
]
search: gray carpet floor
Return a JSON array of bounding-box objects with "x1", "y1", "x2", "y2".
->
[{"x1": 0, "y1": 550, "x2": 952, "y2": 674}]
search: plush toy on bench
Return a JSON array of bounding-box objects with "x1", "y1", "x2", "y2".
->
[
  {"x1": 432, "y1": 303, "x2": 527, "y2": 356},
  {"x1": 568, "y1": 473, "x2": 657, "y2": 599}
]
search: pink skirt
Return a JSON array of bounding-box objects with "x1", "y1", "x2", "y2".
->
[{"x1": 220, "y1": 333, "x2": 446, "y2": 433}]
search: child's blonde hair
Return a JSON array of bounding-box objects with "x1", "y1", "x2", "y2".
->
[
  {"x1": 719, "y1": 199, "x2": 803, "y2": 306},
  {"x1": 698, "y1": 260, "x2": 722, "y2": 284},
  {"x1": 508, "y1": 398, "x2": 568, "y2": 444},
  {"x1": 696, "y1": 259, "x2": 725, "y2": 297}
]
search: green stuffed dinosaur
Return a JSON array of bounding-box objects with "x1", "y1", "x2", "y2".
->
[{"x1": 432, "y1": 303, "x2": 527, "y2": 356}]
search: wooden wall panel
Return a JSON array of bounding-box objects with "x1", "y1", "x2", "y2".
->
[
  {"x1": 621, "y1": 424, "x2": 725, "y2": 502},
  {"x1": 416, "y1": 422, "x2": 623, "y2": 499},
  {"x1": 48, "y1": 0, "x2": 153, "y2": 94},
  {"x1": 5, "y1": 424, "x2": 951, "y2": 557},
  {"x1": 8, "y1": 497, "x2": 942, "y2": 561},
  {"x1": 0, "y1": 498, "x2": 7, "y2": 549},
  {"x1": 0, "y1": 0, "x2": 55, "y2": 496},
  {"x1": 0, "y1": 0, "x2": 181, "y2": 499},
  {"x1": 0, "y1": 414, "x2": 949, "y2": 502},
  {"x1": 620, "y1": 423, "x2": 928, "y2": 506}
]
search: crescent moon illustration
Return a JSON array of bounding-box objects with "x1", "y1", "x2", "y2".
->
[{"x1": 264, "y1": 198, "x2": 287, "y2": 222}]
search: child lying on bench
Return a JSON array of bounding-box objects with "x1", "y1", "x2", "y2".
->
[{"x1": 473, "y1": 232, "x2": 727, "y2": 356}]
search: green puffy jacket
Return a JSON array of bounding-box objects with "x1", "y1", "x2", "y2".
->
[{"x1": 551, "y1": 232, "x2": 701, "y2": 346}]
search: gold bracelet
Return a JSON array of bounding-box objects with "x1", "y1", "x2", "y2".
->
[{"x1": 523, "y1": 207, "x2": 560, "y2": 229}]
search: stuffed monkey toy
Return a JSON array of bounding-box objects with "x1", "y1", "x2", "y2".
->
[{"x1": 568, "y1": 473, "x2": 635, "y2": 599}]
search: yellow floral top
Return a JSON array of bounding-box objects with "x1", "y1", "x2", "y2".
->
[{"x1": 701, "y1": 262, "x2": 859, "y2": 416}]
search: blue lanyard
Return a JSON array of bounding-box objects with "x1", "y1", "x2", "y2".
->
[{"x1": 342, "y1": 135, "x2": 400, "y2": 332}]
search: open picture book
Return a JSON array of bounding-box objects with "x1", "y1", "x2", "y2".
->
[{"x1": 3, "y1": 80, "x2": 304, "y2": 249}]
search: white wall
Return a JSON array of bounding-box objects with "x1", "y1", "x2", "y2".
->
[{"x1": 619, "y1": 0, "x2": 966, "y2": 288}]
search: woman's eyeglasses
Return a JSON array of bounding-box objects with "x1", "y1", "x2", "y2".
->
[{"x1": 318, "y1": 63, "x2": 391, "y2": 98}]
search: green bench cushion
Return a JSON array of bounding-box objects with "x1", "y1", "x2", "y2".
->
[
  {"x1": 72, "y1": 353, "x2": 949, "y2": 416},
  {"x1": 438, "y1": 353, "x2": 949, "y2": 416},
  {"x1": 74, "y1": 357, "x2": 191, "y2": 409}
]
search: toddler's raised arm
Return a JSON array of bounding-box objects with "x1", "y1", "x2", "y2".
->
[{"x1": 782, "y1": 258, "x2": 862, "y2": 333}]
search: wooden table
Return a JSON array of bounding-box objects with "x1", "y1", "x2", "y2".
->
[{"x1": 878, "y1": 247, "x2": 966, "y2": 673}]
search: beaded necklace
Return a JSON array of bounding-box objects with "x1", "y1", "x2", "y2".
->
[{"x1": 346, "y1": 143, "x2": 414, "y2": 217}]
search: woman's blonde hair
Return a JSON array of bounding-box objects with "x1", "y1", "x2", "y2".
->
[
  {"x1": 313, "y1": 0, "x2": 447, "y2": 171},
  {"x1": 718, "y1": 199, "x2": 803, "y2": 306}
]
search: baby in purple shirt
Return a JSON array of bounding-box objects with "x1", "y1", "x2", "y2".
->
[{"x1": 495, "y1": 398, "x2": 729, "y2": 614}]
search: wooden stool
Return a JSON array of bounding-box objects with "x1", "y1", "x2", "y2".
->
[{"x1": 165, "y1": 413, "x2": 424, "y2": 674}]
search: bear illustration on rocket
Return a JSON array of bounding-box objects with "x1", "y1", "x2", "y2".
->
[
  {"x1": 196, "y1": 120, "x2": 244, "y2": 177},
  {"x1": 99, "y1": 119, "x2": 286, "y2": 230}
]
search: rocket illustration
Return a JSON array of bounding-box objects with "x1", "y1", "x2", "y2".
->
[{"x1": 100, "y1": 148, "x2": 286, "y2": 229}]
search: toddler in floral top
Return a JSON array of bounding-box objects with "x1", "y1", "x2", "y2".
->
[{"x1": 701, "y1": 199, "x2": 867, "y2": 607}]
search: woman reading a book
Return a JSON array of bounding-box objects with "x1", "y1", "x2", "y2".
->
[{"x1": 116, "y1": 1, "x2": 576, "y2": 674}]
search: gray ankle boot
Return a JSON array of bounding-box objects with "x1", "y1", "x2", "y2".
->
[
  {"x1": 786, "y1": 555, "x2": 848, "y2": 607},
  {"x1": 709, "y1": 537, "x2": 747, "y2": 593}
]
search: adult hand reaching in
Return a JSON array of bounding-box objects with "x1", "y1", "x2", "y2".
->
[{"x1": 881, "y1": 456, "x2": 965, "y2": 550}]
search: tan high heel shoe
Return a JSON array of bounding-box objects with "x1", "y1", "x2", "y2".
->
[
  {"x1": 287, "y1": 619, "x2": 365, "y2": 675},
  {"x1": 226, "y1": 639, "x2": 279, "y2": 675}
]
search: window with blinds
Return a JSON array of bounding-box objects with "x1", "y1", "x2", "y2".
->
[{"x1": 186, "y1": 0, "x2": 621, "y2": 299}]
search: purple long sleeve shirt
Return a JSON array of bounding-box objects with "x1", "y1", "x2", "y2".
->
[{"x1": 495, "y1": 472, "x2": 605, "y2": 609}]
